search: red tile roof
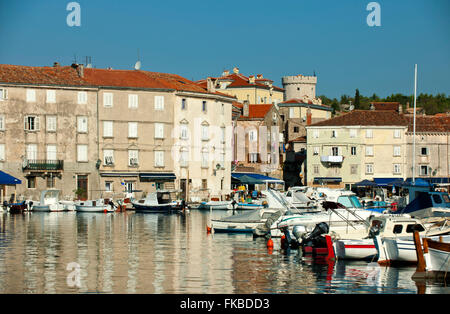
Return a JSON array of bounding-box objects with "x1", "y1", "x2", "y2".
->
[
  {"x1": 309, "y1": 110, "x2": 450, "y2": 133},
  {"x1": 370, "y1": 102, "x2": 401, "y2": 111},
  {"x1": 239, "y1": 104, "x2": 273, "y2": 119},
  {"x1": 197, "y1": 72, "x2": 284, "y2": 92},
  {"x1": 0, "y1": 64, "x2": 236, "y2": 99}
]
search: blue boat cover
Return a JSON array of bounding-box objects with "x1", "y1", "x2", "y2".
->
[
  {"x1": 231, "y1": 173, "x2": 284, "y2": 183},
  {"x1": 0, "y1": 171, "x2": 21, "y2": 185}
]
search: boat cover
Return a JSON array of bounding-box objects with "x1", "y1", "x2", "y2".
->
[{"x1": 215, "y1": 209, "x2": 264, "y2": 223}]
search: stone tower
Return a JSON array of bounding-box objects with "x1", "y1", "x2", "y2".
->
[{"x1": 282, "y1": 74, "x2": 317, "y2": 101}]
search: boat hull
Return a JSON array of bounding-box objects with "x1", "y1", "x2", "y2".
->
[
  {"x1": 132, "y1": 203, "x2": 173, "y2": 213},
  {"x1": 334, "y1": 239, "x2": 377, "y2": 260}
]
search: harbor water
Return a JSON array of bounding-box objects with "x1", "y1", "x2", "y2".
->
[{"x1": 0, "y1": 210, "x2": 448, "y2": 294}]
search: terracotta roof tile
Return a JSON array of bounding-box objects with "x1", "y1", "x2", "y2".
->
[{"x1": 239, "y1": 104, "x2": 273, "y2": 119}]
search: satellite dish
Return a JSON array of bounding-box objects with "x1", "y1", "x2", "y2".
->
[
  {"x1": 134, "y1": 61, "x2": 141, "y2": 70},
  {"x1": 349, "y1": 105, "x2": 355, "y2": 111}
]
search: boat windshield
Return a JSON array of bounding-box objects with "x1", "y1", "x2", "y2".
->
[{"x1": 337, "y1": 195, "x2": 363, "y2": 209}]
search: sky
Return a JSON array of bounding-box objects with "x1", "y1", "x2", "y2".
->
[{"x1": 0, "y1": 0, "x2": 449, "y2": 99}]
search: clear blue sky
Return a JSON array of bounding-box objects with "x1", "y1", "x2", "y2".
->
[{"x1": 0, "y1": 0, "x2": 448, "y2": 99}]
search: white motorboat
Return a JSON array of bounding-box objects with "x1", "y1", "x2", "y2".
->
[
  {"x1": 285, "y1": 187, "x2": 318, "y2": 210},
  {"x1": 75, "y1": 199, "x2": 115, "y2": 213},
  {"x1": 210, "y1": 208, "x2": 283, "y2": 233},
  {"x1": 131, "y1": 191, "x2": 175, "y2": 213},
  {"x1": 198, "y1": 200, "x2": 234, "y2": 210},
  {"x1": 31, "y1": 190, "x2": 66, "y2": 212}
]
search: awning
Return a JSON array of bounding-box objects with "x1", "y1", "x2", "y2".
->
[
  {"x1": 0, "y1": 171, "x2": 22, "y2": 185},
  {"x1": 313, "y1": 177, "x2": 342, "y2": 184},
  {"x1": 373, "y1": 178, "x2": 402, "y2": 187},
  {"x1": 100, "y1": 172, "x2": 139, "y2": 177},
  {"x1": 232, "y1": 172, "x2": 284, "y2": 184},
  {"x1": 354, "y1": 179, "x2": 378, "y2": 187},
  {"x1": 139, "y1": 173, "x2": 176, "y2": 180}
]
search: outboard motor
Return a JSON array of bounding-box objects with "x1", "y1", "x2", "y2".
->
[{"x1": 301, "y1": 222, "x2": 329, "y2": 248}]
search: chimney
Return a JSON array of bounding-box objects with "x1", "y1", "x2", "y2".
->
[
  {"x1": 53, "y1": 62, "x2": 60, "y2": 68},
  {"x1": 398, "y1": 104, "x2": 403, "y2": 114},
  {"x1": 233, "y1": 67, "x2": 239, "y2": 74},
  {"x1": 248, "y1": 75, "x2": 255, "y2": 84},
  {"x1": 256, "y1": 74, "x2": 263, "y2": 79},
  {"x1": 72, "y1": 63, "x2": 84, "y2": 77},
  {"x1": 243, "y1": 100, "x2": 249, "y2": 117},
  {"x1": 206, "y1": 77, "x2": 216, "y2": 93},
  {"x1": 406, "y1": 102, "x2": 410, "y2": 112},
  {"x1": 306, "y1": 108, "x2": 312, "y2": 125},
  {"x1": 222, "y1": 70, "x2": 229, "y2": 76}
]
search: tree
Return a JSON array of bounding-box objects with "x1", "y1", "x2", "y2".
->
[{"x1": 354, "y1": 89, "x2": 361, "y2": 109}]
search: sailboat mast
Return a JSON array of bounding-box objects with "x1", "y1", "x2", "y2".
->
[{"x1": 412, "y1": 64, "x2": 417, "y2": 184}]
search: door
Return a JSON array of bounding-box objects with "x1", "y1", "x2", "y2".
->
[{"x1": 77, "y1": 175, "x2": 88, "y2": 200}]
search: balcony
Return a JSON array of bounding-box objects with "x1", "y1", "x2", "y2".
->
[
  {"x1": 23, "y1": 160, "x2": 64, "y2": 171},
  {"x1": 320, "y1": 155, "x2": 344, "y2": 164}
]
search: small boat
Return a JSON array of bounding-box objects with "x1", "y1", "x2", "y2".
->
[
  {"x1": 75, "y1": 199, "x2": 115, "y2": 213},
  {"x1": 31, "y1": 190, "x2": 66, "y2": 212},
  {"x1": 131, "y1": 191, "x2": 175, "y2": 213},
  {"x1": 235, "y1": 200, "x2": 265, "y2": 210},
  {"x1": 198, "y1": 200, "x2": 234, "y2": 210},
  {"x1": 412, "y1": 231, "x2": 450, "y2": 281},
  {"x1": 210, "y1": 208, "x2": 283, "y2": 233},
  {"x1": 285, "y1": 188, "x2": 318, "y2": 210},
  {"x1": 401, "y1": 191, "x2": 450, "y2": 219}
]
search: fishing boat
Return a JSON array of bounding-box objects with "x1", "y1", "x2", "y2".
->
[
  {"x1": 75, "y1": 199, "x2": 115, "y2": 213},
  {"x1": 412, "y1": 231, "x2": 450, "y2": 281},
  {"x1": 131, "y1": 191, "x2": 175, "y2": 213},
  {"x1": 31, "y1": 190, "x2": 66, "y2": 212}
]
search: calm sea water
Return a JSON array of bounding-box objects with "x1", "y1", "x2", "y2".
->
[{"x1": 0, "y1": 210, "x2": 448, "y2": 294}]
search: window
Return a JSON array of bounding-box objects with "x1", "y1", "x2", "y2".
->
[
  {"x1": 249, "y1": 129, "x2": 257, "y2": 142},
  {"x1": 46, "y1": 90, "x2": 56, "y2": 103},
  {"x1": 420, "y1": 165, "x2": 429, "y2": 176},
  {"x1": 289, "y1": 108, "x2": 295, "y2": 118},
  {"x1": 393, "y1": 164, "x2": 401, "y2": 174},
  {"x1": 349, "y1": 129, "x2": 357, "y2": 138},
  {"x1": 393, "y1": 225, "x2": 403, "y2": 234},
  {"x1": 105, "y1": 181, "x2": 113, "y2": 192},
  {"x1": 0, "y1": 144, "x2": 5, "y2": 161},
  {"x1": 394, "y1": 129, "x2": 401, "y2": 139},
  {"x1": 77, "y1": 145, "x2": 88, "y2": 162},
  {"x1": 26, "y1": 144, "x2": 37, "y2": 160},
  {"x1": 313, "y1": 130, "x2": 319, "y2": 138},
  {"x1": 201, "y1": 124, "x2": 209, "y2": 141},
  {"x1": 180, "y1": 149, "x2": 188, "y2": 167},
  {"x1": 155, "y1": 96, "x2": 164, "y2": 110},
  {"x1": 0, "y1": 115, "x2": 5, "y2": 130},
  {"x1": 26, "y1": 89, "x2": 36, "y2": 102},
  {"x1": 366, "y1": 129, "x2": 373, "y2": 138},
  {"x1": 104, "y1": 150, "x2": 114, "y2": 165},
  {"x1": 351, "y1": 164, "x2": 358, "y2": 175},
  {"x1": 312, "y1": 147, "x2": 319, "y2": 155},
  {"x1": 24, "y1": 116, "x2": 40, "y2": 131},
  {"x1": 78, "y1": 91, "x2": 87, "y2": 105},
  {"x1": 393, "y1": 146, "x2": 401, "y2": 157},
  {"x1": 103, "y1": 121, "x2": 113, "y2": 137},
  {"x1": 128, "y1": 150, "x2": 139, "y2": 166},
  {"x1": 0, "y1": 88, "x2": 8, "y2": 100},
  {"x1": 128, "y1": 94, "x2": 138, "y2": 108},
  {"x1": 155, "y1": 150, "x2": 164, "y2": 167},
  {"x1": 293, "y1": 127, "x2": 299, "y2": 133},
  {"x1": 27, "y1": 176, "x2": 36, "y2": 189},
  {"x1": 77, "y1": 116, "x2": 88, "y2": 133},
  {"x1": 432, "y1": 194, "x2": 442, "y2": 204},
  {"x1": 331, "y1": 147, "x2": 339, "y2": 156},
  {"x1": 221, "y1": 127, "x2": 226, "y2": 143},
  {"x1": 103, "y1": 93, "x2": 113, "y2": 107},
  {"x1": 351, "y1": 146, "x2": 357, "y2": 156},
  {"x1": 46, "y1": 145, "x2": 57, "y2": 161},
  {"x1": 365, "y1": 146, "x2": 374, "y2": 156},
  {"x1": 421, "y1": 147, "x2": 428, "y2": 156},
  {"x1": 46, "y1": 176, "x2": 55, "y2": 189},
  {"x1": 202, "y1": 101, "x2": 207, "y2": 112},
  {"x1": 331, "y1": 130, "x2": 338, "y2": 138},
  {"x1": 180, "y1": 124, "x2": 188, "y2": 140},
  {"x1": 201, "y1": 179, "x2": 208, "y2": 190},
  {"x1": 366, "y1": 163, "x2": 373, "y2": 174},
  {"x1": 181, "y1": 98, "x2": 187, "y2": 110},
  {"x1": 201, "y1": 149, "x2": 209, "y2": 168},
  {"x1": 155, "y1": 123, "x2": 164, "y2": 139},
  {"x1": 406, "y1": 224, "x2": 425, "y2": 233},
  {"x1": 128, "y1": 122, "x2": 138, "y2": 138},
  {"x1": 46, "y1": 116, "x2": 57, "y2": 132},
  {"x1": 313, "y1": 165, "x2": 319, "y2": 174},
  {"x1": 249, "y1": 153, "x2": 258, "y2": 163}
]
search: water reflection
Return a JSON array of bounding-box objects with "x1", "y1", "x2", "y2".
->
[{"x1": 0, "y1": 211, "x2": 448, "y2": 294}]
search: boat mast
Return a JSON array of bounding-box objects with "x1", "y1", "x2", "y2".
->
[{"x1": 412, "y1": 64, "x2": 417, "y2": 184}]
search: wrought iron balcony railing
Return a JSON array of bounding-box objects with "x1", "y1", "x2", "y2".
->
[{"x1": 23, "y1": 159, "x2": 64, "y2": 171}]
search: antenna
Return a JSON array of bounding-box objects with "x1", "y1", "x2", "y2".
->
[{"x1": 134, "y1": 49, "x2": 141, "y2": 70}]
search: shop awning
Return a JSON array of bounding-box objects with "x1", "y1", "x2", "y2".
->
[
  {"x1": 139, "y1": 173, "x2": 176, "y2": 180},
  {"x1": 232, "y1": 172, "x2": 284, "y2": 184},
  {"x1": 373, "y1": 178, "x2": 402, "y2": 187},
  {"x1": 0, "y1": 171, "x2": 22, "y2": 185}
]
